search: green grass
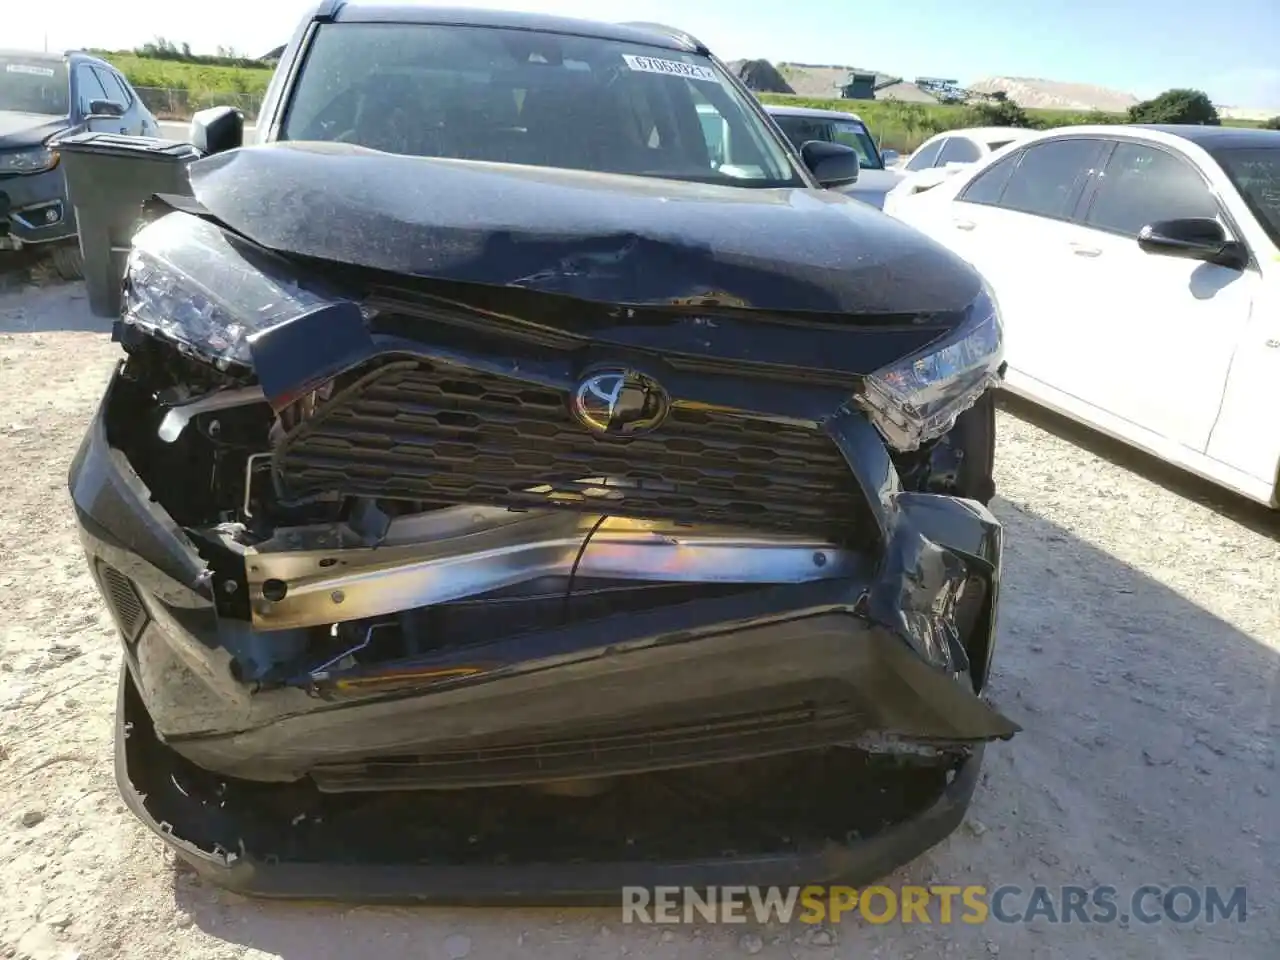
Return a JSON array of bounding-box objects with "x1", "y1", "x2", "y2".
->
[
  {"x1": 756, "y1": 93, "x2": 1262, "y2": 152},
  {"x1": 103, "y1": 54, "x2": 273, "y2": 118},
  {"x1": 757, "y1": 94, "x2": 1104, "y2": 152}
]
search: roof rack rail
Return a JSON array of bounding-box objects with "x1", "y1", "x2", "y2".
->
[
  {"x1": 618, "y1": 21, "x2": 707, "y2": 54},
  {"x1": 314, "y1": 0, "x2": 345, "y2": 21}
]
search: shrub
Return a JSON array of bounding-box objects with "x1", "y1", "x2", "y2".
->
[
  {"x1": 1127, "y1": 89, "x2": 1220, "y2": 125},
  {"x1": 963, "y1": 98, "x2": 1033, "y2": 128}
]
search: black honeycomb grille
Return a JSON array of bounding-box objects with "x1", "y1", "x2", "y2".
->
[
  {"x1": 274, "y1": 361, "x2": 869, "y2": 537},
  {"x1": 96, "y1": 563, "x2": 147, "y2": 643}
]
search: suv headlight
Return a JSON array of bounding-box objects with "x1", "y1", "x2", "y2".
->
[
  {"x1": 857, "y1": 285, "x2": 1004, "y2": 452},
  {"x1": 0, "y1": 146, "x2": 58, "y2": 174},
  {"x1": 124, "y1": 212, "x2": 343, "y2": 370}
]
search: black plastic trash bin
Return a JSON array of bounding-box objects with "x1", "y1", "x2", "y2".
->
[{"x1": 57, "y1": 132, "x2": 201, "y2": 318}]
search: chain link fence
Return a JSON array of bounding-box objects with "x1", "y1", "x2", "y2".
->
[{"x1": 133, "y1": 87, "x2": 264, "y2": 122}]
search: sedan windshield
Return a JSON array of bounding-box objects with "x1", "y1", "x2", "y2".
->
[
  {"x1": 770, "y1": 115, "x2": 883, "y2": 170},
  {"x1": 0, "y1": 58, "x2": 69, "y2": 116},
  {"x1": 280, "y1": 23, "x2": 802, "y2": 188},
  {"x1": 1213, "y1": 146, "x2": 1280, "y2": 248}
]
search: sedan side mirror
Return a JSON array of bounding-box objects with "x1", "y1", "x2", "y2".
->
[
  {"x1": 1138, "y1": 218, "x2": 1248, "y2": 269},
  {"x1": 800, "y1": 140, "x2": 860, "y2": 188},
  {"x1": 881, "y1": 148, "x2": 900, "y2": 167},
  {"x1": 190, "y1": 105, "x2": 245, "y2": 156},
  {"x1": 87, "y1": 99, "x2": 125, "y2": 119}
]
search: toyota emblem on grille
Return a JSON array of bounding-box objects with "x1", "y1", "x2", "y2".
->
[{"x1": 571, "y1": 369, "x2": 670, "y2": 437}]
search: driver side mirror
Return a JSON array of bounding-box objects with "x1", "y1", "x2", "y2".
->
[
  {"x1": 881, "y1": 148, "x2": 900, "y2": 167},
  {"x1": 800, "y1": 140, "x2": 860, "y2": 188},
  {"x1": 1137, "y1": 218, "x2": 1248, "y2": 270},
  {"x1": 189, "y1": 105, "x2": 245, "y2": 156},
  {"x1": 87, "y1": 99, "x2": 125, "y2": 119}
]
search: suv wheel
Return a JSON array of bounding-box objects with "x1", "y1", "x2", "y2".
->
[{"x1": 49, "y1": 242, "x2": 84, "y2": 281}]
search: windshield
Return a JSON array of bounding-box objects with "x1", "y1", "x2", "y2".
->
[
  {"x1": 280, "y1": 23, "x2": 801, "y2": 188},
  {"x1": 770, "y1": 114, "x2": 883, "y2": 170},
  {"x1": 1214, "y1": 147, "x2": 1280, "y2": 248},
  {"x1": 0, "y1": 57, "x2": 69, "y2": 116}
]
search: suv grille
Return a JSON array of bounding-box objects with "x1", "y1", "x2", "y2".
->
[{"x1": 274, "y1": 360, "x2": 868, "y2": 537}]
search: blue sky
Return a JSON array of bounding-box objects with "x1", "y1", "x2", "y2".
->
[{"x1": 8, "y1": 0, "x2": 1280, "y2": 108}]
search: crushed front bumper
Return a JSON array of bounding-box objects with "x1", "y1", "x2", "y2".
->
[
  {"x1": 116, "y1": 662, "x2": 990, "y2": 903},
  {"x1": 75, "y1": 364, "x2": 1017, "y2": 899}
]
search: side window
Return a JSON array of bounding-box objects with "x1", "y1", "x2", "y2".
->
[
  {"x1": 1083, "y1": 142, "x2": 1220, "y2": 238},
  {"x1": 74, "y1": 65, "x2": 108, "y2": 115},
  {"x1": 959, "y1": 152, "x2": 1021, "y2": 206},
  {"x1": 997, "y1": 138, "x2": 1106, "y2": 219},
  {"x1": 906, "y1": 138, "x2": 944, "y2": 171},
  {"x1": 938, "y1": 137, "x2": 982, "y2": 165},
  {"x1": 94, "y1": 68, "x2": 133, "y2": 107}
]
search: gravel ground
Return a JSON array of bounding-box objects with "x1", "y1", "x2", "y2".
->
[{"x1": 1, "y1": 282, "x2": 1276, "y2": 960}]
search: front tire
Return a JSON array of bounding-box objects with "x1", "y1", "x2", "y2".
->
[{"x1": 49, "y1": 241, "x2": 84, "y2": 281}]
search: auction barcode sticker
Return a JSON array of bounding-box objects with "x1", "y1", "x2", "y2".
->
[
  {"x1": 622, "y1": 54, "x2": 719, "y2": 84},
  {"x1": 6, "y1": 64, "x2": 56, "y2": 77}
]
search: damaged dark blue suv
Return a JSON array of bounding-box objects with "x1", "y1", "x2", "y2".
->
[
  {"x1": 64, "y1": 2, "x2": 1015, "y2": 902},
  {"x1": 0, "y1": 48, "x2": 158, "y2": 277}
]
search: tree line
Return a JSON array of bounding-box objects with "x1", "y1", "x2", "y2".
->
[{"x1": 954, "y1": 88, "x2": 1237, "y2": 129}]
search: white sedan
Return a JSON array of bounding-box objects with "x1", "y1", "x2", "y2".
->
[
  {"x1": 883, "y1": 127, "x2": 1038, "y2": 215},
  {"x1": 887, "y1": 124, "x2": 1280, "y2": 507},
  {"x1": 900, "y1": 126, "x2": 1036, "y2": 172}
]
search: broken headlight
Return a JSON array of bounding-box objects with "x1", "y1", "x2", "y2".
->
[
  {"x1": 858, "y1": 285, "x2": 1004, "y2": 452},
  {"x1": 124, "y1": 211, "x2": 340, "y2": 370}
]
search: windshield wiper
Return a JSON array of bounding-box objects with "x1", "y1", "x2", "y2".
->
[{"x1": 630, "y1": 171, "x2": 793, "y2": 188}]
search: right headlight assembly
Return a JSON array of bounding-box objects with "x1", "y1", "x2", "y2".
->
[
  {"x1": 123, "y1": 211, "x2": 346, "y2": 371},
  {"x1": 857, "y1": 284, "x2": 1004, "y2": 452}
]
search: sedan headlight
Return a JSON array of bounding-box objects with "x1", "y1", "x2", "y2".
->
[
  {"x1": 0, "y1": 146, "x2": 58, "y2": 174},
  {"x1": 857, "y1": 285, "x2": 1004, "y2": 452},
  {"x1": 124, "y1": 212, "x2": 343, "y2": 370}
]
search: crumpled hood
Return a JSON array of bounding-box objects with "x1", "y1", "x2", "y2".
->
[
  {"x1": 0, "y1": 111, "x2": 69, "y2": 149},
  {"x1": 188, "y1": 141, "x2": 982, "y2": 316}
]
